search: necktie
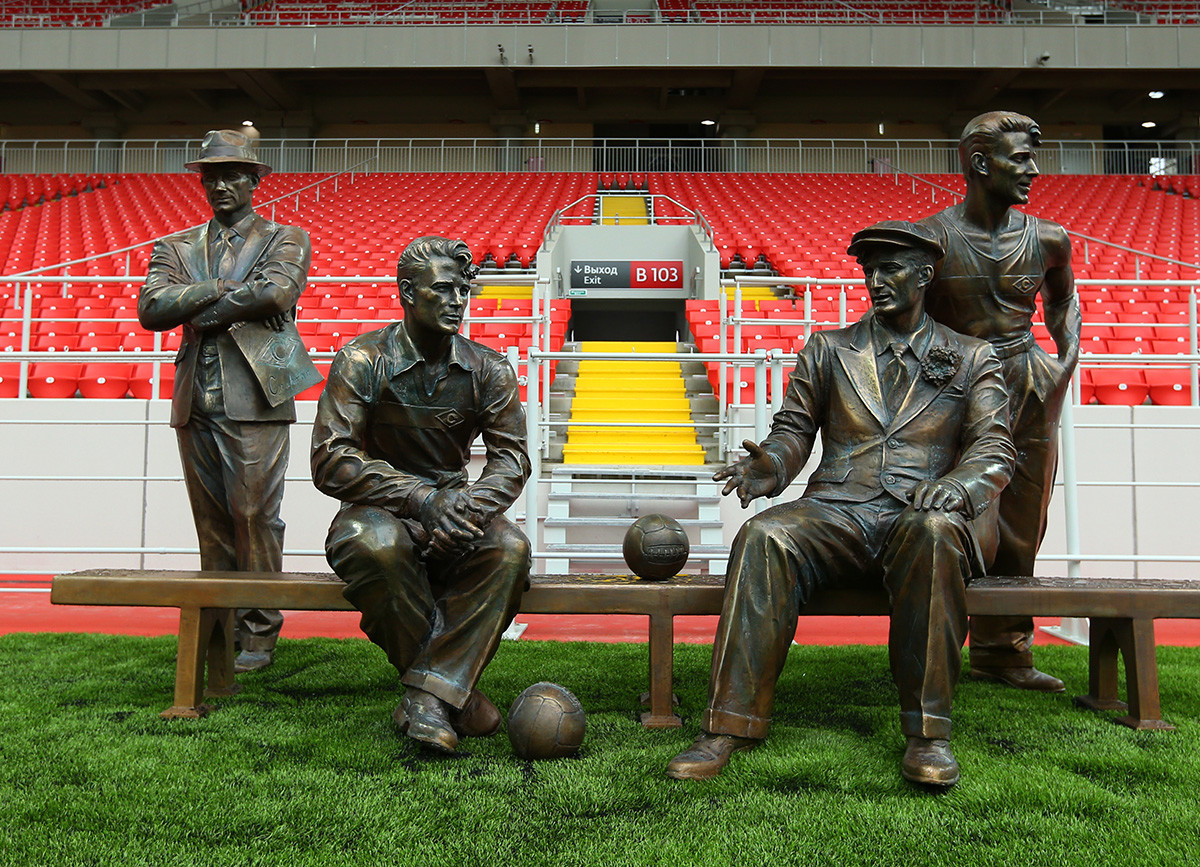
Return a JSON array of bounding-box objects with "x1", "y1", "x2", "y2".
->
[
  {"x1": 213, "y1": 228, "x2": 237, "y2": 279},
  {"x1": 883, "y1": 342, "x2": 908, "y2": 414}
]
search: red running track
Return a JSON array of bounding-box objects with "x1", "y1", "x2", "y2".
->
[{"x1": 12, "y1": 575, "x2": 1200, "y2": 646}]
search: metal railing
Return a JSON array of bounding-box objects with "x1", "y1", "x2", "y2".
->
[{"x1": 2, "y1": 137, "x2": 1197, "y2": 176}]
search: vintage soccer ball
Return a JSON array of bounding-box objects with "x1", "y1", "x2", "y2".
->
[
  {"x1": 507, "y1": 682, "x2": 587, "y2": 760},
  {"x1": 622, "y1": 514, "x2": 690, "y2": 581}
]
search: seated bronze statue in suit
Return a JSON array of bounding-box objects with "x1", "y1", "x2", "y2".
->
[{"x1": 667, "y1": 221, "x2": 1015, "y2": 788}]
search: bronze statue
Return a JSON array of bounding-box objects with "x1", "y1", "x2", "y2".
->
[
  {"x1": 311, "y1": 236, "x2": 531, "y2": 754},
  {"x1": 138, "y1": 128, "x2": 319, "y2": 673},
  {"x1": 666, "y1": 221, "x2": 1015, "y2": 787},
  {"x1": 919, "y1": 111, "x2": 1080, "y2": 693}
]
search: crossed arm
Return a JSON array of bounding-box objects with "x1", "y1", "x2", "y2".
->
[{"x1": 138, "y1": 226, "x2": 310, "y2": 334}]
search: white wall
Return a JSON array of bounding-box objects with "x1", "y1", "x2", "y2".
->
[{"x1": 2, "y1": 398, "x2": 1197, "y2": 579}]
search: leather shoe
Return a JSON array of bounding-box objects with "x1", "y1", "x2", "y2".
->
[
  {"x1": 399, "y1": 688, "x2": 459, "y2": 754},
  {"x1": 970, "y1": 665, "x2": 1065, "y2": 693},
  {"x1": 666, "y1": 732, "x2": 757, "y2": 780},
  {"x1": 450, "y1": 689, "x2": 502, "y2": 738},
  {"x1": 233, "y1": 650, "x2": 273, "y2": 673},
  {"x1": 901, "y1": 737, "x2": 959, "y2": 787}
]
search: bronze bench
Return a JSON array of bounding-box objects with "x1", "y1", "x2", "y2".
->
[{"x1": 51, "y1": 569, "x2": 1200, "y2": 731}]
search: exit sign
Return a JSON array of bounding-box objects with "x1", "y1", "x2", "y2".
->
[{"x1": 569, "y1": 260, "x2": 684, "y2": 289}]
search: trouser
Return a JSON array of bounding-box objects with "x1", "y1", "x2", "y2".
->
[
  {"x1": 704, "y1": 495, "x2": 979, "y2": 741},
  {"x1": 176, "y1": 343, "x2": 287, "y2": 652},
  {"x1": 969, "y1": 343, "x2": 1069, "y2": 669},
  {"x1": 325, "y1": 503, "x2": 531, "y2": 710}
]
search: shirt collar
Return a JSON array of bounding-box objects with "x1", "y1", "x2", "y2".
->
[
  {"x1": 386, "y1": 321, "x2": 476, "y2": 377},
  {"x1": 871, "y1": 313, "x2": 934, "y2": 359},
  {"x1": 209, "y1": 212, "x2": 255, "y2": 241}
]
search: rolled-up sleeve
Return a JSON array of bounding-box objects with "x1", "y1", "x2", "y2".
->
[{"x1": 468, "y1": 357, "x2": 531, "y2": 517}]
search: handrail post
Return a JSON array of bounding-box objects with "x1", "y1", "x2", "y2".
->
[
  {"x1": 753, "y1": 349, "x2": 769, "y2": 513},
  {"x1": 151, "y1": 330, "x2": 162, "y2": 401},
  {"x1": 770, "y1": 348, "x2": 785, "y2": 414},
  {"x1": 18, "y1": 285, "x2": 32, "y2": 399},
  {"x1": 1190, "y1": 289, "x2": 1199, "y2": 407},
  {"x1": 733, "y1": 284, "x2": 744, "y2": 405},
  {"x1": 524, "y1": 347, "x2": 542, "y2": 573}
]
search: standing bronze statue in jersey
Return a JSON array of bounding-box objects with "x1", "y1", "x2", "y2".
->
[{"x1": 920, "y1": 111, "x2": 1081, "y2": 693}]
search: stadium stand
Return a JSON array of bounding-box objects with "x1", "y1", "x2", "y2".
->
[
  {"x1": 0, "y1": 0, "x2": 164, "y2": 27},
  {"x1": 2, "y1": 169, "x2": 1198, "y2": 406}
]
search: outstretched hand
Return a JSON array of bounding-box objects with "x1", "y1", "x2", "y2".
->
[
  {"x1": 907, "y1": 479, "x2": 966, "y2": 513},
  {"x1": 418, "y1": 488, "x2": 489, "y2": 558},
  {"x1": 712, "y1": 439, "x2": 777, "y2": 509}
]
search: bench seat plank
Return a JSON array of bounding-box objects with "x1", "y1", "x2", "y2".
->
[{"x1": 51, "y1": 569, "x2": 1200, "y2": 731}]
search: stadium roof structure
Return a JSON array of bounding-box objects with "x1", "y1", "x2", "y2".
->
[{"x1": 0, "y1": 19, "x2": 1196, "y2": 141}]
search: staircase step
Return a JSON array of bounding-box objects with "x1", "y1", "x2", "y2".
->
[{"x1": 562, "y1": 446, "x2": 707, "y2": 465}]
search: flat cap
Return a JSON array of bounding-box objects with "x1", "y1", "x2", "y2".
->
[{"x1": 846, "y1": 220, "x2": 944, "y2": 260}]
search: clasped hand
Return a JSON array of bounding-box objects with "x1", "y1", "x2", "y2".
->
[
  {"x1": 418, "y1": 489, "x2": 489, "y2": 558},
  {"x1": 713, "y1": 440, "x2": 777, "y2": 509},
  {"x1": 906, "y1": 479, "x2": 966, "y2": 513}
]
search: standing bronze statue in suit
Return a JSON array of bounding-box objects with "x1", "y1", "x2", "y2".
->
[
  {"x1": 667, "y1": 222, "x2": 1015, "y2": 787},
  {"x1": 312, "y1": 236, "x2": 531, "y2": 755},
  {"x1": 920, "y1": 111, "x2": 1080, "y2": 693},
  {"x1": 138, "y1": 128, "x2": 320, "y2": 673}
]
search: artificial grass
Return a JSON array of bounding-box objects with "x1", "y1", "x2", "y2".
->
[{"x1": 1, "y1": 633, "x2": 1198, "y2": 866}]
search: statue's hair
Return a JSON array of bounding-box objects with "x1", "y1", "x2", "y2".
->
[
  {"x1": 958, "y1": 111, "x2": 1041, "y2": 179},
  {"x1": 396, "y1": 236, "x2": 478, "y2": 288}
]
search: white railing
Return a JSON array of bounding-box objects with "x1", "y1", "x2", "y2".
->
[{"x1": 1, "y1": 137, "x2": 1196, "y2": 176}]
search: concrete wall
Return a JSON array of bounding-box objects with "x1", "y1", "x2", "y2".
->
[{"x1": 0, "y1": 24, "x2": 1194, "y2": 72}]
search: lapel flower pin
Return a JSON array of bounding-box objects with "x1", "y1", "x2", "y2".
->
[{"x1": 920, "y1": 345, "x2": 962, "y2": 387}]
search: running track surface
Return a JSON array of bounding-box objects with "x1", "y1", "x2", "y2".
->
[{"x1": 8, "y1": 575, "x2": 1200, "y2": 646}]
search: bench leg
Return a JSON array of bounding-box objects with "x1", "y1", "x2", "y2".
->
[
  {"x1": 1075, "y1": 617, "x2": 1174, "y2": 731},
  {"x1": 160, "y1": 607, "x2": 240, "y2": 720},
  {"x1": 640, "y1": 611, "x2": 682, "y2": 729},
  {"x1": 203, "y1": 608, "x2": 241, "y2": 700}
]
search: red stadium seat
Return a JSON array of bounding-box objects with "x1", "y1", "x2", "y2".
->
[
  {"x1": 0, "y1": 363, "x2": 19, "y2": 398},
  {"x1": 1090, "y1": 369, "x2": 1149, "y2": 406},
  {"x1": 1145, "y1": 368, "x2": 1193, "y2": 406},
  {"x1": 78, "y1": 363, "x2": 130, "y2": 399},
  {"x1": 27, "y1": 363, "x2": 82, "y2": 398}
]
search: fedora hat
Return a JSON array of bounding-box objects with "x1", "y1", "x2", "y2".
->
[
  {"x1": 184, "y1": 127, "x2": 272, "y2": 176},
  {"x1": 847, "y1": 220, "x2": 943, "y2": 260}
]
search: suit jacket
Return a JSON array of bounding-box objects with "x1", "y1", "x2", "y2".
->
[
  {"x1": 761, "y1": 311, "x2": 1015, "y2": 521},
  {"x1": 138, "y1": 213, "x2": 316, "y2": 428}
]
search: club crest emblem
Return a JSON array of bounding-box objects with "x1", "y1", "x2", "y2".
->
[
  {"x1": 1012, "y1": 275, "x2": 1037, "y2": 294},
  {"x1": 435, "y1": 409, "x2": 465, "y2": 428}
]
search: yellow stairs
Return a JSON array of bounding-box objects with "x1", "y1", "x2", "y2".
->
[
  {"x1": 474, "y1": 283, "x2": 535, "y2": 300},
  {"x1": 600, "y1": 195, "x2": 650, "y2": 226},
  {"x1": 563, "y1": 341, "x2": 706, "y2": 465}
]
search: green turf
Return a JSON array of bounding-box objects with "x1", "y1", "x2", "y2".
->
[{"x1": 1, "y1": 634, "x2": 1198, "y2": 866}]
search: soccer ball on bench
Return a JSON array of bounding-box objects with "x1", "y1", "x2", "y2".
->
[{"x1": 622, "y1": 514, "x2": 690, "y2": 581}]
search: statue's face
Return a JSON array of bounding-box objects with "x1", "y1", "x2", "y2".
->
[
  {"x1": 978, "y1": 130, "x2": 1039, "y2": 205},
  {"x1": 860, "y1": 249, "x2": 930, "y2": 322},
  {"x1": 401, "y1": 255, "x2": 471, "y2": 336},
  {"x1": 200, "y1": 164, "x2": 258, "y2": 216}
]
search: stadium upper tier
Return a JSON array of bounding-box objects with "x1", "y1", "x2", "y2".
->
[
  {"x1": 1, "y1": 170, "x2": 1198, "y2": 405},
  {"x1": 0, "y1": 0, "x2": 161, "y2": 27}
]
